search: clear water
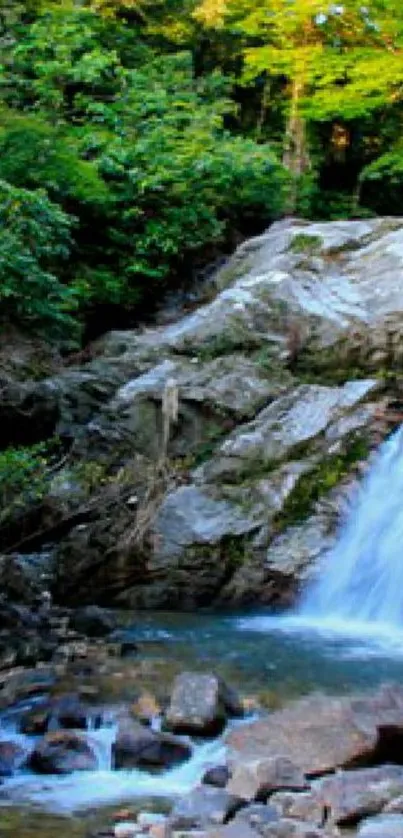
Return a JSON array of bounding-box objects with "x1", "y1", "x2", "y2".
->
[{"x1": 4, "y1": 427, "x2": 403, "y2": 821}]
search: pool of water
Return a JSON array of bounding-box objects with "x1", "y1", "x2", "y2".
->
[
  {"x1": 127, "y1": 609, "x2": 403, "y2": 700},
  {"x1": 3, "y1": 608, "x2": 403, "y2": 832}
]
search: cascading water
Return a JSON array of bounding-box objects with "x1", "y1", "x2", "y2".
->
[{"x1": 300, "y1": 425, "x2": 403, "y2": 629}]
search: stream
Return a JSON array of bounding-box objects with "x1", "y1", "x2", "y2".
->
[{"x1": 3, "y1": 610, "x2": 403, "y2": 836}]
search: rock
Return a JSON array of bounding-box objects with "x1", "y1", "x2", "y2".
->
[
  {"x1": 20, "y1": 705, "x2": 51, "y2": 735},
  {"x1": 70, "y1": 606, "x2": 116, "y2": 637},
  {"x1": 165, "y1": 672, "x2": 242, "y2": 736},
  {"x1": 169, "y1": 786, "x2": 242, "y2": 829},
  {"x1": 226, "y1": 685, "x2": 403, "y2": 776},
  {"x1": 131, "y1": 692, "x2": 161, "y2": 725},
  {"x1": 29, "y1": 731, "x2": 98, "y2": 774},
  {"x1": 203, "y1": 766, "x2": 231, "y2": 788},
  {"x1": 226, "y1": 757, "x2": 307, "y2": 801},
  {"x1": 232, "y1": 803, "x2": 280, "y2": 830},
  {"x1": 114, "y1": 823, "x2": 139, "y2": 838},
  {"x1": 208, "y1": 818, "x2": 325, "y2": 838},
  {"x1": 113, "y1": 718, "x2": 191, "y2": 770},
  {"x1": 358, "y1": 814, "x2": 403, "y2": 837},
  {"x1": 0, "y1": 741, "x2": 28, "y2": 776},
  {"x1": 17, "y1": 218, "x2": 403, "y2": 609},
  {"x1": 313, "y1": 764, "x2": 403, "y2": 825},
  {"x1": 270, "y1": 791, "x2": 325, "y2": 827}
]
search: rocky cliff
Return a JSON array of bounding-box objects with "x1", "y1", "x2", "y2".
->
[{"x1": 3, "y1": 217, "x2": 403, "y2": 609}]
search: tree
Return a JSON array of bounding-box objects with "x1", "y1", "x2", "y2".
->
[
  {"x1": 0, "y1": 180, "x2": 77, "y2": 339},
  {"x1": 195, "y1": 0, "x2": 403, "y2": 209}
]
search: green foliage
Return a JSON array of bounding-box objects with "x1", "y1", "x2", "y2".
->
[
  {"x1": 2, "y1": 0, "x2": 403, "y2": 342},
  {"x1": 360, "y1": 146, "x2": 403, "y2": 215},
  {"x1": 0, "y1": 179, "x2": 78, "y2": 339},
  {"x1": 0, "y1": 442, "x2": 50, "y2": 524}
]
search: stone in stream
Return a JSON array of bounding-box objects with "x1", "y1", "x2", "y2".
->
[
  {"x1": 70, "y1": 605, "x2": 117, "y2": 637},
  {"x1": 270, "y1": 791, "x2": 325, "y2": 828},
  {"x1": 202, "y1": 765, "x2": 231, "y2": 788},
  {"x1": 113, "y1": 718, "x2": 191, "y2": 770},
  {"x1": 0, "y1": 741, "x2": 28, "y2": 776},
  {"x1": 169, "y1": 785, "x2": 242, "y2": 829},
  {"x1": 165, "y1": 672, "x2": 243, "y2": 736},
  {"x1": 226, "y1": 756, "x2": 307, "y2": 801},
  {"x1": 226, "y1": 685, "x2": 403, "y2": 776},
  {"x1": 29, "y1": 730, "x2": 98, "y2": 773}
]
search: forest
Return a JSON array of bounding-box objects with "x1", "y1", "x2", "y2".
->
[{"x1": 1, "y1": 0, "x2": 403, "y2": 344}]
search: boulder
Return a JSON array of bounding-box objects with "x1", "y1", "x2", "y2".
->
[
  {"x1": 113, "y1": 718, "x2": 191, "y2": 771},
  {"x1": 0, "y1": 741, "x2": 28, "y2": 776},
  {"x1": 226, "y1": 757, "x2": 307, "y2": 802},
  {"x1": 70, "y1": 606, "x2": 116, "y2": 637},
  {"x1": 165, "y1": 672, "x2": 242, "y2": 736},
  {"x1": 313, "y1": 764, "x2": 403, "y2": 825},
  {"x1": 226, "y1": 685, "x2": 403, "y2": 776},
  {"x1": 29, "y1": 731, "x2": 98, "y2": 774},
  {"x1": 169, "y1": 786, "x2": 242, "y2": 829}
]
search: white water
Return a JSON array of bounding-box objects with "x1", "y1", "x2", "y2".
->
[
  {"x1": 0, "y1": 719, "x2": 227, "y2": 813},
  {"x1": 301, "y1": 425, "x2": 403, "y2": 628},
  {"x1": 240, "y1": 426, "x2": 403, "y2": 649}
]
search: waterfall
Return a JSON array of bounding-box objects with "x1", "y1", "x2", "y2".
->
[{"x1": 300, "y1": 426, "x2": 403, "y2": 628}]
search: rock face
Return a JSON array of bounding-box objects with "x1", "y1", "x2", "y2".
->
[
  {"x1": 7, "y1": 218, "x2": 403, "y2": 608},
  {"x1": 165, "y1": 672, "x2": 243, "y2": 736},
  {"x1": 226, "y1": 685, "x2": 403, "y2": 776}
]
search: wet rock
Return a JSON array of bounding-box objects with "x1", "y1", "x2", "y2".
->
[
  {"x1": 131, "y1": 692, "x2": 161, "y2": 726},
  {"x1": 20, "y1": 704, "x2": 51, "y2": 735},
  {"x1": 226, "y1": 756, "x2": 307, "y2": 801},
  {"x1": 203, "y1": 766, "x2": 231, "y2": 788},
  {"x1": 30, "y1": 730, "x2": 98, "y2": 774},
  {"x1": 113, "y1": 718, "x2": 191, "y2": 771},
  {"x1": 169, "y1": 786, "x2": 242, "y2": 829},
  {"x1": 70, "y1": 606, "x2": 117, "y2": 637},
  {"x1": 165, "y1": 672, "x2": 242, "y2": 736},
  {"x1": 358, "y1": 814, "x2": 403, "y2": 837},
  {"x1": 226, "y1": 685, "x2": 403, "y2": 776},
  {"x1": 0, "y1": 666, "x2": 56, "y2": 709},
  {"x1": 0, "y1": 741, "x2": 28, "y2": 776},
  {"x1": 270, "y1": 791, "x2": 325, "y2": 827},
  {"x1": 313, "y1": 764, "x2": 403, "y2": 825}
]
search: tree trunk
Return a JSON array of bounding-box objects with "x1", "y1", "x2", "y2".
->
[{"x1": 283, "y1": 77, "x2": 310, "y2": 213}]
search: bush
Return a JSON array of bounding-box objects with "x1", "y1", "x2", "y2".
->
[
  {"x1": 360, "y1": 147, "x2": 403, "y2": 215},
  {"x1": 0, "y1": 180, "x2": 78, "y2": 340}
]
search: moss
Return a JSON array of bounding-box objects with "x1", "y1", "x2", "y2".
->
[
  {"x1": 288, "y1": 233, "x2": 323, "y2": 255},
  {"x1": 273, "y1": 436, "x2": 369, "y2": 530}
]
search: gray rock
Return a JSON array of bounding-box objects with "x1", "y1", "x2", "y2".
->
[
  {"x1": 226, "y1": 685, "x2": 403, "y2": 777},
  {"x1": 30, "y1": 731, "x2": 98, "y2": 774},
  {"x1": 165, "y1": 672, "x2": 242, "y2": 736},
  {"x1": 313, "y1": 764, "x2": 403, "y2": 825},
  {"x1": 203, "y1": 766, "x2": 231, "y2": 788},
  {"x1": 70, "y1": 606, "x2": 116, "y2": 637},
  {"x1": 226, "y1": 757, "x2": 307, "y2": 801},
  {"x1": 169, "y1": 786, "x2": 242, "y2": 829},
  {"x1": 0, "y1": 741, "x2": 29, "y2": 776},
  {"x1": 113, "y1": 718, "x2": 191, "y2": 770}
]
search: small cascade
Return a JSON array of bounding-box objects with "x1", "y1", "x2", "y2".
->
[{"x1": 301, "y1": 426, "x2": 403, "y2": 629}]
